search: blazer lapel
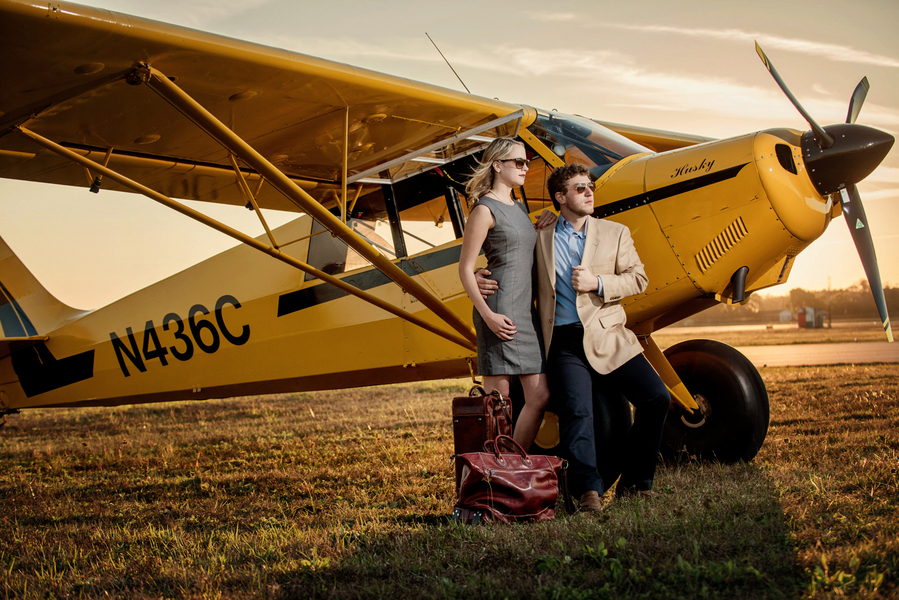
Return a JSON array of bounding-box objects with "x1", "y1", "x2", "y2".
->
[
  {"x1": 581, "y1": 217, "x2": 601, "y2": 267},
  {"x1": 538, "y1": 224, "x2": 555, "y2": 288}
]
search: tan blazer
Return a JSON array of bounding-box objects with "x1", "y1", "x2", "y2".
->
[{"x1": 536, "y1": 217, "x2": 648, "y2": 375}]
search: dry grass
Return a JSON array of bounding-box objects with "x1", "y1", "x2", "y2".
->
[
  {"x1": 759, "y1": 365, "x2": 899, "y2": 599},
  {"x1": 653, "y1": 321, "x2": 886, "y2": 350},
  {"x1": 1, "y1": 343, "x2": 897, "y2": 598}
]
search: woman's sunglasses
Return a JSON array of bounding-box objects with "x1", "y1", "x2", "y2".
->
[{"x1": 498, "y1": 158, "x2": 530, "y2": 169}]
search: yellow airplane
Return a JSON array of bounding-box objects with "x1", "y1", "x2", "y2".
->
[{"x1": 0, "y1": 0, "x2": 893, "y2": 471}]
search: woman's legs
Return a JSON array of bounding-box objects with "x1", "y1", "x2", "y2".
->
[
  {"x1": 513, "y1": 373, "x2": 550, "y2": 451},
  {"x1": 482, "y1": 375, "x2": 511, "y2": 399}
]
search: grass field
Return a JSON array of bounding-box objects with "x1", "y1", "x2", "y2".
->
[
  {"x1": 1, "y1": 331, "x2": 897, "y2": 599},
  {"x1": 652, "y1": 320, "x2": 888, "y2": 350}
]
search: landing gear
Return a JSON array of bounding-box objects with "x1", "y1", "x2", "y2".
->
[{"x1": 662, "y1": 339, "x2": 769, "y2": 462}]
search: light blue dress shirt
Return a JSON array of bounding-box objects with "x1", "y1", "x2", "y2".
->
[{"x1": 553, "y1": 215, "x2": 603, "y2": 326}]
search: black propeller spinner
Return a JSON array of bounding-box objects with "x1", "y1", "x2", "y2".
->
[{"x1": 756, "y1": 42, "x2": 895, "y2": 342}]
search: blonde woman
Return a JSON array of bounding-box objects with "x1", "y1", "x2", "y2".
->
[{"x1": 458, "y1": 137, "x2": 550, "y2": 450}]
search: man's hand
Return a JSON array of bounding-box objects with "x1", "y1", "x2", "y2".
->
[
  {"x1": 534, "y1": 209, "x2": 558, "y2": 229},
  {"x1": 572, "y1": 265, "x2": 599, "y2": 293},
  {"x1": 475, "y1": 268, "x2": 498, "y2": 300}
]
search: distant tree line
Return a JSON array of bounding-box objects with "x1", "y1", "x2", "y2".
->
[{"x1": 677, "y1": 280, "x2": 899, "y2": 326}]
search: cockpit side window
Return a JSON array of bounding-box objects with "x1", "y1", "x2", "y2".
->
[
  {"x1": 305, "y1": 113, "x2": 646, "y2": 279},
  {"x1": 518, "y1": 152, "x2": 554, "y2": 213},
  {"x1": 529, "y1": 111, "x2": 649, "y2": 179},
  {"x1": 305, "y1": 164, "x2": 469, "y2": 280}
]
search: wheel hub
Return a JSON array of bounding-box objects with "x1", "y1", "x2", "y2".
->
[{"x1": 681, "y1": 393, "x2": 711, "y2": 429}]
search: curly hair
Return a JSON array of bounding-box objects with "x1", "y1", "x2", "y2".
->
[
  {"x1": 547, "y1": 163, "x2": 591, "y2": 210},
  {"x1": 464, "y1": 137, "x2": 524, "y2": 206}
]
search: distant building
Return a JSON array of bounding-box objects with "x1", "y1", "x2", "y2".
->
[
  {"x1": 779, "y1": 309, "x2": 793, "y2": 322},
  {"x1": 798, "y1": 307, "x2": 827, "y2": 328}
]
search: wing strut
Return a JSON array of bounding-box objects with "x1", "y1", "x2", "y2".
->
[
  {"x1": 128, "y1": 64, "x2": 477, "y2": 347},
  {"x1": 341, "y1": 107, "x2": 349, "y2": 223},
  {"x1": 16, "y1": 126, "x2": 476, "y2": 352},
  {"x1": 227, "y1": 153, "x2": 279, "y2": 249}
]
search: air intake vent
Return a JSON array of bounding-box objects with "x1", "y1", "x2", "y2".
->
[
  {"x1": 695, "y1": 217, "x2": 749, "y2": 273},
  {"x1": 775, "y1": 144, "x2": 797, "y2": 175}
]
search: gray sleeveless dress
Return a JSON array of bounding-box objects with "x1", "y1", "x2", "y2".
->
[{"x1": 473, "y1": 197, "x2": 545, "y2": 375}]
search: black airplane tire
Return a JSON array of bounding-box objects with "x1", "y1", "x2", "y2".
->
[{"x1": 661, "y1": 339, "x2": 769, "y2": 463}]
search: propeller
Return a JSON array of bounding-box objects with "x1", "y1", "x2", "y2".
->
[
  {"x1": 756, "y1": 43, "x2": 895, "y2": 342},
  {"x1": 846, "y1": 77, "x2": 869, "y2": 125}
]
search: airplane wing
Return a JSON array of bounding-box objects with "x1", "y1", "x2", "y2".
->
[
  {"x1": 1, "y1": 0, "x2": 715, "y2": 354},
  {"x1": 0, "y1": 0, "x2": 548, "y2": 351},
  {"x1": 0, "y1": 0, "x2": 525, "y2": 213},
  {"x1": 593, "y1": 121, "x2": 716, "y2": 152}
]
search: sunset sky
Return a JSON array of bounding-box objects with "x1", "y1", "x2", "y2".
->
[{"x1": 1, "y1": 0, "x2": 896, "y2": 309}]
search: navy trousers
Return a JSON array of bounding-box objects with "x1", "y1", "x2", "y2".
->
[{"x1": 547, "y1": 324, "x2": 670, "y2": 497}]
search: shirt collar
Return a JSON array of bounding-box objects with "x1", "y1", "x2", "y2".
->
[{"x1": 556, "y1": 214, "x2": 586, "y2": 238}]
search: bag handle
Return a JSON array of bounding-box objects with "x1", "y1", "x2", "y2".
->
[
  {"x1": 483, "y1": 434, "x2": 528, "y2": 459},
  {"x1": 469, "y1": 385, "x2": 508, "y2": 404},
  {"x1": 469, "y1": 385, "x2": 513, "y2": 423},
  {"x1": 488, "y1": 389, "x2": 513, "y2": 424}
]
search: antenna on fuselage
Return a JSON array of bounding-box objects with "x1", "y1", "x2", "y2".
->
[{"x1": 426, "y1": 32, "x2": 471, "y2": 93}]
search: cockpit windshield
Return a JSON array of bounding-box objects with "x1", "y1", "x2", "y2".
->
[{"x1": 529, "y1": 110, "x2": 650, "y2": 179}]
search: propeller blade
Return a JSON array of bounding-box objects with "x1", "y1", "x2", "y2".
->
[
  {"x1": 839, "y1": 184, "x2": 893, "y2": 342},
  {"x1": 846, "y1": 77, "x2": 870, "y2": 124},
  {"x1": 755, "y1": 42, "x2": 835, "y2": 149}
]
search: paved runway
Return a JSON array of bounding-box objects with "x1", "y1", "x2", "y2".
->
[{"x1": 735, "y1": 342, "x2": 899, "y2": 367}]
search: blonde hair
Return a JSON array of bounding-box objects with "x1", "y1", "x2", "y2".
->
[{"x1": 464, "y1": 137, "x2": 524, "y2": 206}]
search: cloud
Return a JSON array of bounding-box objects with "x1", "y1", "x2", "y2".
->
[
  {"x1": 246, "y1": 35, "x2": 899, "y2": 131},
  {"x1": 605, "y1": 103, "x2": 683, "y2": 112},
  {"x1": 527, "y1": 11, "x2": 577, "y2": 22},
  {"x1": 465, "y1": 45, "x2": 899, "y2": 129},
  {"x1": 469, "y1": 44, "x2": 806, "y2": 120},
  {"x1": 605, "y1": 24, "x2": 899, "y2": 69},
  {"x1": 858, "y1": 189, "x2": 899, "y2": 202},
  {"x1": 865, "y1": 166, "x2": 899, "y2": 184},
  {"x1": 264, "y1": 36, "x2": 624, "y2": 78}
]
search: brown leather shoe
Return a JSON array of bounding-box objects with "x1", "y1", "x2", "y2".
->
[{"x1": 578, "y1": 490, "x2": 604, "y2": 513}]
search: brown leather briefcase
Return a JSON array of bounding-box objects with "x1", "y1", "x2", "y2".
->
[{"x1": 451, "y1": 385, "x2": 512, "y2": 492}]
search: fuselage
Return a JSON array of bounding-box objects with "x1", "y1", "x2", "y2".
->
[{"x1": 0, "y1": 114, "x2": 837, "y2": 410}]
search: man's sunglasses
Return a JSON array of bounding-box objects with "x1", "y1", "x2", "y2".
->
[
  {"x1": 568, "y1": 182, "x2": 596, "y2": 194},
  {"x1": 498, "y1": 158, "x2": 530, "y2": 169}
]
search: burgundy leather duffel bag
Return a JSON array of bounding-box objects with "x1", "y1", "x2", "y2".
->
[{"x1": 452, "y1": 435, "x2": 571, "y2": 524}]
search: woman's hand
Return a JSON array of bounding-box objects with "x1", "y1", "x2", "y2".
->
[
  {"x1": 484, "y1": 312, "x2": 517, "y2": 341},
  {"x1": 534, "y1": 209, "x2": 558, "y2": 229}
]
